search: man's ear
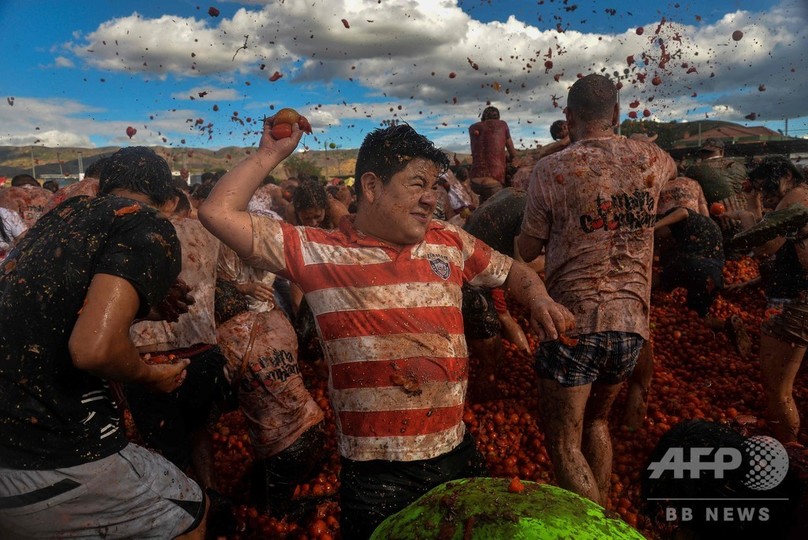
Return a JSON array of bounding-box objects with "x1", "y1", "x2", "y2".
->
[
  {"x1": 159, "y1": 195, "x2": 180, "y2": 217},
  {"x1": 564, "y1": 109, "x2": 575, "y2": 137},
  {"x1": 360, "y1": 172, "x2": 380, "y2": 204}
]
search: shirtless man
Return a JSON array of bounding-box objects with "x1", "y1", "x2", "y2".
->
[{"x1": 468, "y1": 106, "x2": 518, "y2": 203}]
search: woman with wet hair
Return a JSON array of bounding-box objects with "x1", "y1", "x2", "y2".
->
[{"x1": 739, "y1": 156, "x2": 808, "y2": 443}]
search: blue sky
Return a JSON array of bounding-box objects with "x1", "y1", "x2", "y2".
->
[{"x1": 1, "y1": 0, "x2": 806, "y2": 154}]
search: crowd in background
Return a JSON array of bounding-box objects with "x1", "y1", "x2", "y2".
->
[{"x1": 1, "y1": 73, "x2": 807, "y2": 540}]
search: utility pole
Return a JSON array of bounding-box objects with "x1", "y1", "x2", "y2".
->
[
  {"x1": 30, "y1": 147, "x2": 36, "y2": 178},
  {"x1": 785, "y1": 118, "x2": 789, "y2": 137},
  {"x1": 324, "y1": 140, "x2": 329, "y2": 177},
  {"x1": 77, "y1": 151, "x2": 84, "y2": 179}
]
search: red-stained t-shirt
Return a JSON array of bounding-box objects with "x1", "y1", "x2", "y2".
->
[
  {"x1": 130, "y1": 217, "x2": 220, "y2": 350},
  {"x1": 44, "y1": 178, "x2": 100, "y2": 213},
  {"x1": 0, "y1": 184, "x2": 53, "y2": 227},
  {"x1": 521, "y1": 136, "x2": 677, "y2": 340},
  {"x1": 217, "y1": 308, "x2": 324, "y2": 459},
  {"x1": 247, "y1": 215, "x2": 512, "y2": 462},
  {"x1": 657, "y1": 176, "x2": 710, "y2": 217}
]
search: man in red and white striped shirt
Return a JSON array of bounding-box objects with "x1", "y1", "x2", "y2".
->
[{"x1": 200, "y1": 121, "x2": 574, "y2": 539}]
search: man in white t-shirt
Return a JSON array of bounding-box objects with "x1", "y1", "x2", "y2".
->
[{"x1": 518, "y1": 74, "x2": 676, "y2": 506}]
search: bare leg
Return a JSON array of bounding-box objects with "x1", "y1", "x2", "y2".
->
[
  {"x1": 538, "y1": 379, "x2": 601, "y2": 503},
  {"x1": 583, "y1": 382, "x2": 624, "y2": 506},
  {"x1": 760, "y1": 333, "x2": 805, "y2": 443},
  {"x1": 622, "y1": 341, "x2": 653, "y2": 430}
]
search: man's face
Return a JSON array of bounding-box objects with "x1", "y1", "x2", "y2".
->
[
  {"x1": 297, "y1": 207, "x2": 326, "y2": 227},
  {"x1": 363, "y1": 158, "x2": 441, "y2": 246}
]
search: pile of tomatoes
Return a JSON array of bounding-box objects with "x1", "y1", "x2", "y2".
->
[{"x1": 124, "y1": 256, "x2": 808, "y2": 539}]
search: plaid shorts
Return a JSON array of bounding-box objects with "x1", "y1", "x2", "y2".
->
[{"x1": 535, "y1": 331, "x2": 645, "y2": 387}]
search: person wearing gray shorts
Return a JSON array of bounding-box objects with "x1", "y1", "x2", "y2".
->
[
  {"x1": 0, "y1": 445, "x2": 205, "y2": 539},
  {"x1": 0, "y1": 148, "x2": 208, "y2": 539}
]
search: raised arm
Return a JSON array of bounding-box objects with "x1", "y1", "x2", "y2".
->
[{"x1": 198, "y1": 118, "x2": 302, "y2": 257}]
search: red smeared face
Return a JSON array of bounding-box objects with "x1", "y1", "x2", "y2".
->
[{"x1": 361, "y1": 158, "x2": 441, "y2": 247}]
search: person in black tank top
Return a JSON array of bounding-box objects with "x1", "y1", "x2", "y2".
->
[{"x1": 746, "y1": 156, "x2": 808, "y2": 444}]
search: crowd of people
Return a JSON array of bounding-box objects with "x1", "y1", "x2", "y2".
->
[{"x1": 0, "y1": 72, "x2": 806, "y2": 539}]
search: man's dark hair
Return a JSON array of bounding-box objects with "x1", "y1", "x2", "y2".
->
[
  {"x1": 749, "y1": 155, "x2": 805, "y2": 193},
  {"x1": 84, "y1": 157, "x2": 110, "y2": 180},
  {"x1": 292, "y1": 178, "x2": 328, "y2": 212},
  {"x1": 453, "y1": 165, "x2": 469, "y2": 182},
  {"x1": 550, "y1": 120, "x2": 567, "y2": 141},
  {"x1": 42, "y1": 180, "x2": 59, "y2": 193},
  {"x1": 354, "y1": 124, "x2": 449, "y2": 201},
  {"x1": 172, "y1": 175, "x2": 190, "y2": 193},
  {"x1": 567, "y1": 74, "x2": 617, "y2": 123},
  {"x1": 190, "y1": 182, "x2": 215, "y2": 201},
  {"x1": 174, "y1": 188, "x2": 192, "y2": 216},
  {"x1": 481, "y1": 106, "x2": 500, "y2": 120},
  {"x1": 98, "y1": 147, "x2": 174, "y2": 205},
  {"x1": 11, "y1": 174, "x2": 38, "y2": 187}
]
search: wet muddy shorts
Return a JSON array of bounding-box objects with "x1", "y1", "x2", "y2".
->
[
  {"x1": 339, "y1": 431, "x2": 487, "y2": 540},
  {"x1": 462, "y1": 285, "x2": 501, "y2": 340},
  {"x1": 535, "y1": 331, "x2": 645, "y2": 387},
  {"x1": 761, "y1": 296, "x2": 808, "y2": 348},
  {"x1": 0, "y1": 443, "x2": 205, "y2": 539}
]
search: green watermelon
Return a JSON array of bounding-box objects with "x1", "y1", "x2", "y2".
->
[
  {"x1": 730, "y1": 203, "x2": 808, "y2": 251},
  {"x1": 370, "y1": 477, "x2": 645, "y2": 540}
]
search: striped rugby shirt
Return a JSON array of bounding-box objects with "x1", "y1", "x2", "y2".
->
[{"x1": 246, "y1": 214, "x2": 512, "y2": 461}]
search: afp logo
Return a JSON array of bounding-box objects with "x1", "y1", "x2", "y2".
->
[{"x1": 647, "y1": 434, "x2": 789, "y2": 491}]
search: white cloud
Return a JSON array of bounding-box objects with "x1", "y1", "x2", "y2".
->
[
  {"x1": 70, "y1": 1, "x2": 804, "y2": 117},
  {"x1": 0, "y1": 130, "x2": 92, "y2": 148},
  {"x1": 54, "y1": 56, "x2": 74, "y2": 68},
  {"x1": 11, "y1": 0, "x2": 806, "y2": 149},
  {"x1": 171, "y1": 86, "x2": 242, "y2": 101}
]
